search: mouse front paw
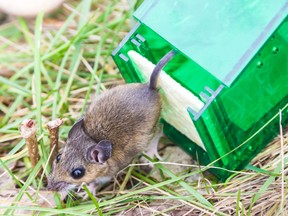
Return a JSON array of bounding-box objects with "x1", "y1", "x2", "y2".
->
[
  {"x1": 76, "y1": 182, "x2": 98, "y2": 200},
  {"x1": 84, "y1": 181, "x2": 98, "y2": 199},
  {"x1": 79, "y1": 177, "x2": 112, "y2": 200}
]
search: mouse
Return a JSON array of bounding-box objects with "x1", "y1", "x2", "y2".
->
[{"x1": 47, "y1": 49, "x2": 177, "y2": 194}]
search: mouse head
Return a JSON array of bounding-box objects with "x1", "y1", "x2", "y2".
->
[{"x1": 47, "y1": 118, "x2": 112, "y2": 192}]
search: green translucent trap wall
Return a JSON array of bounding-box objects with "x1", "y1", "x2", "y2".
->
[{"x1": 112, "y1": 0, "x2": 288, "y2": 180}]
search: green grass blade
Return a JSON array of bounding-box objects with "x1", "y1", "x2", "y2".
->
[
  {"x1": 0, "y1": 92, "x2": 24, "y2": 126},
  {"x1": 83, "y1": 184, "x2": 103, "y2": 216},
  {"x1": 77, "y1": 0, "x2": 92, "y2": 29},
  {"x1": 145, "y1": 155, "x2": 213, "y2": 208},
  {"x1": 0, "y1": 102, "x2": 51, "y2": 132},
  {"x1": 2, "y1": 159, "x2": 43, "y2": 215},
  {"x1": 33, "y1": 12, "x2": 44, "y2": 134},
  {"x1": 0, "y1": 75, "x2": 30, "y2": 95},
  {"x1": 56, "y1": 46, "x2": 83, "y2": 114},
  {"x1": 245, "y1": 164, "x2": 279, "y2": 177},
  {"x1": 6, "y1": 140, "x2": 25, "y2": 157},
  {"x1": 46, "y1": 2, "x2": 84, "y2": 53},
  {"x1": 52, "y1": 46, "x2": 73, "y2": 119},
  {"x1": 236, "y1": 189, "x2": 241, "y2": 216},
  {"x1": 249, "y1": 156, "x2": 288, "y2": 212},
  {"x1": 18, "y1": 17, "x2": 34, "y2": 49},
  {"x1": 0, "y1": 159, "x2": 24, "y2": 189},
  {"x1": 40, "y1": 62, "x2": 54, "y2": 89}
]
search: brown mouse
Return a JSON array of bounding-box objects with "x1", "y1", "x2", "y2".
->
[{"x1": 47, "y1": 49, "x2": 177, "y2": 193}]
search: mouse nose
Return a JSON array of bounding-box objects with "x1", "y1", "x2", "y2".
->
[{"x1": 47, "y1": 181, "x2": 68, "y2": 191}]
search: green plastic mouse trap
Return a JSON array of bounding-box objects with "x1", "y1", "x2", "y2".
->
[{"x1": 112, "y1": 0, "x2": 288, "y2": 180}]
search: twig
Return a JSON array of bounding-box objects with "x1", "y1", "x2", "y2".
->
[
  {"x1": 47, "y1": 118, "x2": 63, "y2": 166},
  {"x1": 19, "y1": 119, "x2": 39, "y2": 167}
]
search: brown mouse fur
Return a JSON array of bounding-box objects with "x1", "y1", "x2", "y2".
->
[
  {"x1": 47, "y1": 84, "x2": 161, "y2": 191},
  {"x1": 47, "y1": 50, "x2": 177, "y2": 192}
]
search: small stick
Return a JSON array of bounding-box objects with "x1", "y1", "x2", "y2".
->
[
  {"x1": 19, "y1": 119, "x2": 39, "y2": 167},
  {"x1": 47, "y1": 118, "x2": 63, "y2": 166}
]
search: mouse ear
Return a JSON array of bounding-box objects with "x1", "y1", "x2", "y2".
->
[
  {"x1": 86, "y1": 140, "x2": 112, "y2": 164},
  {"x1": 68, "y1": 117, "x2": 84, "y2": 138}
]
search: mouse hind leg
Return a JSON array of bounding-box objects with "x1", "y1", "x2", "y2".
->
[
  {"x1": 144, "y1": 124, "x2": 163, "y2": 161},
  {"x1": 139, "y1": 124, "x2": 163, "y2": 173}
]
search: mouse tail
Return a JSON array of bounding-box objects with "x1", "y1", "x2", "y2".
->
[{"x1": 149, "y1": 49, "x2": 178, "y2": 90}]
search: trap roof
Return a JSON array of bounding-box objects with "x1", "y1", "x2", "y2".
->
[{"x1": 134, "y1": 0, "x2": 288, "y2": 87}]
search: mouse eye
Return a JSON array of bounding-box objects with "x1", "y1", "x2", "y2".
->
[
  {"x1": 56, "y1": 154, "x2": 61, "y2": 163},
  {"x1": 71, "y1": 168, "x2": 85, "y2": 179}
]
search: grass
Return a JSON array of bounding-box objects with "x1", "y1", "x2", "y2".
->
[{"x1": 0, "y1": 0, "x2": 287, "y2": 215}]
